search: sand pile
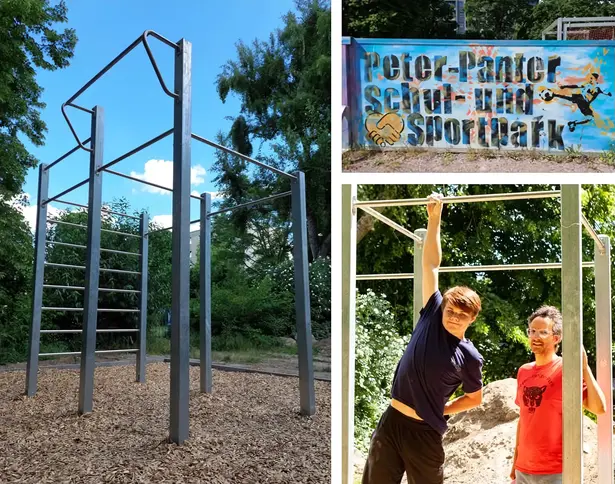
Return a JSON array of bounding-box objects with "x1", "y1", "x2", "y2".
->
[{"x1": 356, "y1": 378, "x2": 606, "y2": 483}]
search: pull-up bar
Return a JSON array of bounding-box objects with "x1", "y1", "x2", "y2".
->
[
  {"x1": 355, "y1": 190, "x2": 561, "y2": 208},
  {"x1": 52, "y1": 199, "x2": 141, "y2": 221},
  {"x1": 103, "y1": 168, "x2": 203, "y2": 200},
  {"x1": 356, "y1": 261, "x2": 596, "y2": 280}
]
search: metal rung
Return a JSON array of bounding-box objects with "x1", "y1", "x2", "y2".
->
[
  {"x1": 97, "y1": 308, "x2": 140, "y2": 313},
  {"x1": 45, "y1": 262, "x2": 85, "y2": 270},
  {"x1": 47, "y1": 219, "x2": 141, "y2": 238},
  {"x1": 42, "y1": 307, "x2": 84, "y2": 311},
  {"x1": 101, "y1": 248, "x2": 141, "y2": 257},
  {"x1": 39, "y1": 349, "x2": 138, "y2": 357},
  {"x1": 39, "y1": 351, "x2": 81, "y2": 357},
  {"x1": 46, "y1": 240, "x2": 86, "y2": 250},
  {"x1": 45, "y1": 241, "x2": 141, "y2": 258},
  {"x1": 99, "y1": 268, "x2": 141, "y2": 275},
  {"x1": 40, "y1": 329, "x2": 140, "y2": 334},
  {"x1": 99, "y1": 287, "x2": 141, "y2": 294},
  {"x1": 44, "y1": 284, "x2": 85, "y2": 291}
]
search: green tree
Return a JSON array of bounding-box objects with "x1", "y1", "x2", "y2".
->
[
  {"x1": 0, "y1": 0, "x2": 77, "y2": 200},
  {"x1": 522, "y1": 0, "x2": 615, "y2": 39},
  {"x1": 216, "y1": 0, "x2": 331, "y2": 260},
  {"x1": 342, "y1": 0, "x2": 456, "y2": 39},
  {"x1": 355, "y1": 185, "x2": 615, "y2": 384},
  {"x1": 466, "y1": 0, "x2": 534, "y2": 39}
]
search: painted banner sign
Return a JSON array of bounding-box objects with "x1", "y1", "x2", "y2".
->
[{"x1": 342, "y1": 38, "x2": 615, "y2": 152}]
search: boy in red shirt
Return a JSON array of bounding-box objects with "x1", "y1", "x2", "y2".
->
[{"x1": 510, "y1": 306, "x2": 606, "y2": 483}]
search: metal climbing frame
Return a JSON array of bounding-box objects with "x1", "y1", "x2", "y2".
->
[
  {"x1": 542, "y1": 17, "x2": 615, "y2": 40},
  {"x1": 26, "y1": 30, "x2": 315, "y2": 446},
  {"x1": 341, "y1": 186, "x2": 613, "y2": 484}
]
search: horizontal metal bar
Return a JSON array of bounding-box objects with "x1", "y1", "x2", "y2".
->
[
  {"x1": 47, "y1": 219, "x2": 86, "y2": 229},
  {"x1": 46, "y1": 240, "x2": 86, "y2": 250},
  {"x1": 43, "y1": 284, "x2": 85, "y2": 291},
  {"x1": 191, "y1": 133, "x2": 296, "y2": 180},
  {"x1": 99, "y1": 268, "x2": 141, "y2": 275},
  {"x1": 39, "y1": 349, "x2": 139, "y2": 357},
  {"x1": 359, "y1": 206, "x2": 422, "y2": 242},
  {"x1": 47, "y1": 241, "x2": 140, "y2": 257},
  {"x1": 45, "y1": 262, "x2": 85, "y2": 270},
  {"x1": 101, "y1": 247, "x2": 141, "y2": 257},
  {"x1": 565, "y1": 22, "x2": 615, "y2": 28},
  {"x1": 97, "y1": 308, "x2": 140, "y2": 312},
  {"x1": 94, "y1": 349, "x2": 138, "y2": 354},
  {"x1": 148, "y1": 218, "x2": 200, "y2": 234},
  {"x1": 562, "y1": 16, "x2": 615, "y2": 22},
  {"x1": 42, "y1": 307, "x2": 84, "y2": 311},
  {"x1": 581, "y1": 215, "x2": 606, "y2": 254},
  {"x1": 53, "y1": 199, "x2": 141, "y2": 221},
  {"x1": 39, "y1": 351, "x2": 81, "y2": 357},
  {"x1": 208, "y1": 191, "x2": 292, "y2": 216},
  {"x1": 103, "y1": 168, "x2": 203, "y2": 201},
  {"x1": 356, "y1": 261, "x2": 596, "y2": 280},
  {"x1": 43, "y1": 285, "x2": 140, "y2": 294},
  {"x1": 99, "y1": 287, "x2": 141, "y2": 294},
  {"x1": 40, "y1": 329, "x2": 140, "y2": 334},
  {"x1": 45, "y1": 139, "x2": 92, "y2": 170},
  {"x1": 355, "y1": 190, "x2": 562, "y2": 208},
  {"x1": 101, "y1": 227, "x2": 142, "y2": 238},
  {"x1": 98, "y1": 128, "x2": 174, "y2": 173},
  {"x1": 45, "y1": 178, "x2": 89, "y2": 205}
]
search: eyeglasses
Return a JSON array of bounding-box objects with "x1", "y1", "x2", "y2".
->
[{"x1": 527, "y1": 328, "x2": 554, "y2": 339}]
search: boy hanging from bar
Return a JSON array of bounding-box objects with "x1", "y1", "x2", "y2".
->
[{"x1": 362, "y1": 193, "x2": 484, "y2": 484}]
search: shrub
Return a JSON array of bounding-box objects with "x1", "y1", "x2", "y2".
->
[{"x1": 354, "y1": 289, "x2": 406, "y2": 453}]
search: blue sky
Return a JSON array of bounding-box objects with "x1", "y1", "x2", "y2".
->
[{"x1": 20, "y1": 0, "x2": 297, "y2": 230}]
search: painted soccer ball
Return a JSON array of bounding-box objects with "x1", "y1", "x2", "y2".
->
[{"x1": 540, "y1": 89, "x2": 554, "y2": 101}]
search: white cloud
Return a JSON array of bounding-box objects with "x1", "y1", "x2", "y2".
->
[
  {"x1": 151, "y1": 214, "x2": 173, "y2": 229},
  {"x1": 130, "y1": 159, "x2": 207, "y2": 195},
  {"x1": 13, "y1": 193, "x2": 61, "y2": 233}
]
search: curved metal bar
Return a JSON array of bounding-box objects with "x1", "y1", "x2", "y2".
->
[
  {"x1": 61, "y1": 103, "x2": 93, "y2": 153},
  {"x1": 191, "y1": 133, "x2": 296, "y2": 180},
  {"x1": 46, "y1": 139, "x2": 92, "y2": 170},
  {"x1": 142, "y1": 30, "x2": 179, "y2": 99}
]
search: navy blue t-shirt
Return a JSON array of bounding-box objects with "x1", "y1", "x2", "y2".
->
[{"x1": 391, "y1": 290, "x2": 483, "y2": 435}]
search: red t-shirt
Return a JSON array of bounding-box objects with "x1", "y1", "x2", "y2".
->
[{"x1": 514, "y1": 356, "x2": 587, "y2": 474}]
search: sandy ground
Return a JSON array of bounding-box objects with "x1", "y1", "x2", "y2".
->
[
  {"x1": 355, "y1": 379, "x2": 608, "y2": 483},
  {"x1": 1, "y1": 363, "x2": 330, "y2": 483},
  {"x1": 343, "y1": 149, "x2": 615, "y2": 173}
]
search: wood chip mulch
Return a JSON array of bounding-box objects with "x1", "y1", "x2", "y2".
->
[{"x1": 0, "y1": 363, "x2": 330, "y2": 483}]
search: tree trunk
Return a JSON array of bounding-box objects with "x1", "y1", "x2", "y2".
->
[{"x1": 306, "y1": 208, "x2": 320, "y2": 261}]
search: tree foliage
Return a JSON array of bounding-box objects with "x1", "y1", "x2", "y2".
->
[
  {"x1": 465, "y1": 0, "x2": 534, "y2": 40},
  {"x1": 0, "y1": 0, "x2": 76, "y2": 200},
  {"x1": 342, "y1": 0, "x2": 457, "y2": 39},
  {"x1": 356, "y1": 185, "x2": 615, "y2": 383},
  {"x1": 215, "y1": 0, "x2": 331, "y2": 260}
]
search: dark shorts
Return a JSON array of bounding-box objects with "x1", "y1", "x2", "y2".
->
[{"x1": 362, "y1": 406, "x2": 445, "y2": 484}]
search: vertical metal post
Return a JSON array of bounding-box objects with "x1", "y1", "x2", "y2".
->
[
  {"x1": 169, "y1": 38, "x2": 192, "y2": 444},
  {"x1": 200, "y1": 192, "x2": 212, "y2": 393},
  {"x1": 78, "y1": 106, "x2": 104, "y2": 414},
  {"x1": 26, "y1": 164, "x2": 49, "y2": 396},
  {"x1": 557, "y1": 17, "x2": 564, "y2": 40},
  {"x1": 413, "y1": 228, "x2": 427, "y2": 328},
  {"x1": 341, "y1": 184, "x2": 357, "y2": 484},
  {"x1": 561, "y1": 185, "x2": 583, "y2": 484},
  {"x1": 595, "y1": 235, "x2": 613, "y2": 484},
  {"x1": 291, "y1": 171, "x2": 315, "y2": 416},
  {"x1": 137, "y1": 212, "x2": 149, "y2": 383}
]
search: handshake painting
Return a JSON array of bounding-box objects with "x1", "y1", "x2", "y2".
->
[{"x1": 365, "y1": 112, "x2": 405, "y2": 146}]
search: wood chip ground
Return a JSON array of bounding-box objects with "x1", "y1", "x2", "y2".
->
[{"x1": 0, "y1": 363, "x2": 330, "y2": 483}]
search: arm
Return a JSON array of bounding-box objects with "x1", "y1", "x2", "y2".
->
[
  {"x1": 558, "y1": 84, "x2": 581, "y2": 89},
  {"x1": 582, "y1": 347, "x2": 607, "y2": 415},
  {"x1": 443, "y1": 388, "x2": 482, "y2": 415},
  {"x1": 510, "y1": 419, "x2": 520, "y2": 480},
  {"x1": 422, "y1": 194, "x2": 443, "y2": 307}
]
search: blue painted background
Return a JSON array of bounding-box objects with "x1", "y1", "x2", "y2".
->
[{"x1": 343, "y1": 38, "x2": 615, "y2": 152}]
